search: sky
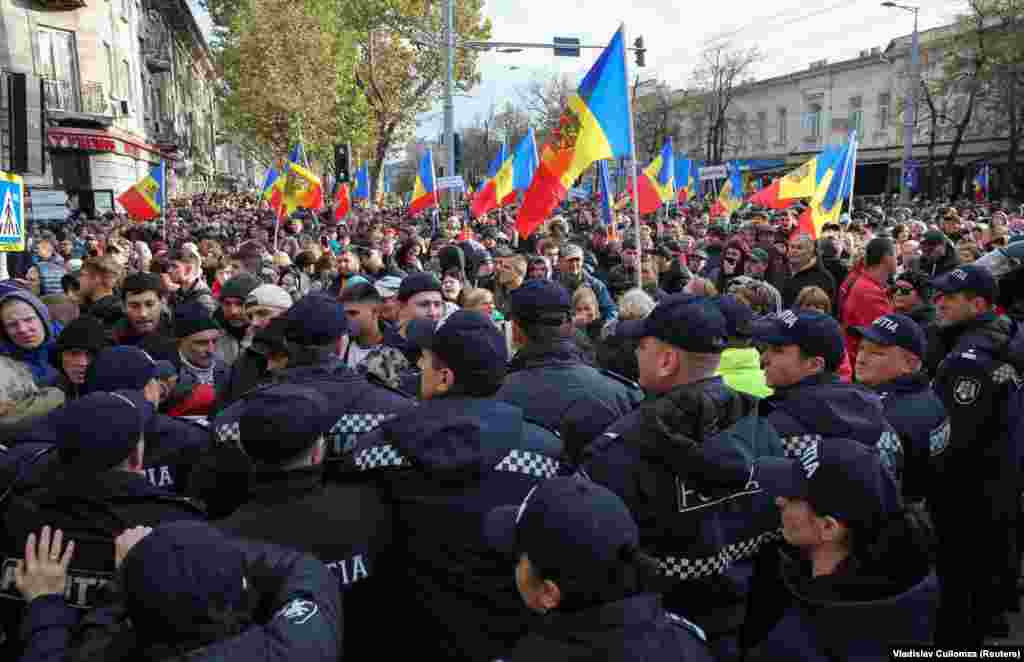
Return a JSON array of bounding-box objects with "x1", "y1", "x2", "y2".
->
[
  {"x1": 417, "y1": 0, "x2": 963, "y2": 138},
  {"x1": 186, "y1": 0, "x2": 964, "y2": 142}
]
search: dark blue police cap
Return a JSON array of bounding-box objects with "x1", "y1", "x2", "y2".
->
[
  {"x1": 57, "y1": 390, "x2": 154, "y2": 469},
  {"x1": 756, "y1": 437, "x2": 901, "y2": 532},
  {"x1": 930, "y1": 264, "x2": 998, "y2": 302},
  {"x1": 284, "y1": 294, "x2": 348, "y2": 346},
  {"x1": 751, "y1": 309, "x2": 844, "y2": 371},
  {"x1": 485, "y1": 476, "x2": 639, "y2": 580},
  {"x1": 397, "y1": 272, "x2": 443, "y2": 302},
  {"x1": 851, "y1": 313, "x2": 926, "y2": 358},
  {"x1": 408, "y1": 310, "x2": 508, "y2": 380},
  {"x1": 717, "y1": 294, "x2": 755, "y2": 338},
  {"x1": 84, "y1": 346, "x2": 176, "y2": 395},
  {"x1": 122, "y1": 521, "x2": 247, "y2": 642},
  {"x1": 238, "y1": 384, "x2": 336, "y2": 464},
  {"x1": 505, "y1": 280, "x2": 572, "y2": 322},
  {"x1": 618, "y1": 294, "x2": 728, "y2": 353}
]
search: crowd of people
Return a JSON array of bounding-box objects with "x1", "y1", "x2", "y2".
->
[{"x1": 0, "y1": 188, "x2": 1022, "y2": 660}]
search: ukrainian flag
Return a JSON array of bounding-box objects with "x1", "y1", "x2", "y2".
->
[
  {"x1": 408, "y1": 149, "x2": 437, "y2": 216},
  {"x1": 516, "y1": 27, "x2": 631, "y2": 239},
  {"x1": 511, "y1": 128, "x2": 539, "y2": 199},
  {"x1": 117, "y1": 162, "x2": 164, "y2": 221}
]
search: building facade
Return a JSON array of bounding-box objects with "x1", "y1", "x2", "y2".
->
[
  {"x1": 666, "y1": 21, "x2": 1018, "y2": 199},
  {"x1": 0, "y1": 0, "x2": 255, "y2": 223}
]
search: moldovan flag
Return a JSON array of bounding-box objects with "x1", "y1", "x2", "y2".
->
[
  {"x1": 629, "y1": 138, "x2": 674, "y2": 215},
  {"x1": 471, "y1": 143, "x2": 509, "y2": 217},
  {"x1": 408, "y1": 149, "x2": 438, "y2": 216},
  {"x1": 117, "y1": 161, "x2": 164, "y2": 221},
  {"x1": 516, "y1": 27, "x2": 631, "y2": 239},
  {"x1": 750, "y1": 151, "x2": 828, "y2": 210},
  {"x1": 597, "y1": 160, "x2": 615, "y2": 229},
  {"x1": 710, "y1": 162, "x2": 744, "y2": 218},
  {"x1": 260, "y1": 165, "x2": 285, "y2": 216},
  {"x1": 796, "y1": 134, "x2": 858, "y2": 239},
  {"x1": 280, "y1": 144, "x2": 323, "y2": 218},
  {"x1": 510, "y1": 127, "x2": 540, "y2": 202},
  {"x1": 334, "y1": 182, "x2": 350, "y2": 221},
  {"x1": 676, "y1": 158, "x2": 701, "y2": 203},
  {"x1": 974, "y1": 164, "x2": 989, "y2": 201},
  {"x1": 353, "y1": 164, "x2": 371, "y2": 201}
]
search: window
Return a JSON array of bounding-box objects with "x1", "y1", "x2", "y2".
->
[
  {"x1": 777, "y1": 107, "x2": 787, "y2": 144},
  {"x1": 878, "y1": 92, "x2": 890, "y2": 131},
  {"x1": 37, "y1": 27, "x2": 79, "y2": 111},
  {"x1": 804, "y1": 104, "x2": 822, "y2": 142},
  {"x1": 733, "y1": 112, "x2": 747, "y2": 152},
  {"x1": 757, "y1": 111, "x2": 767, "y2": 146},
  {"x1": 848, "y1": 96, "x2": 863, "y2": 135}
]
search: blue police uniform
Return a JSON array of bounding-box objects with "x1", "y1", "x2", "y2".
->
[
  {"x1": 340, "y1": 396, "x2": 565, "y2": 661},
  {"x1": 874, "y1": 374, "x2": 948, "y2": 504},
  {"x1": 743, "y1": 550, "x2": 939, "y2": 662},
  {"x1": 16, "y1": 542, "x2": 340, "y2": 662},
  {"x1": 761, "y1": 373, "x2": 904, "y2": 482},
  {"x1": 585, "y1": 379, "x2": 782, "y2": 661}
]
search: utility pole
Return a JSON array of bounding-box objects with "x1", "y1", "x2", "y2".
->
[
  {"x1": 444, "y1": 0, "x2": 456, "y2": 214},
  {"x1": 883, "y1": 2, "x2": 919, "y2": 204}
]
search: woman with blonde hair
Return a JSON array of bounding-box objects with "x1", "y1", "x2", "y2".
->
[{"x1": 795, "y1": 285, "x2": 853, "y2": 382}]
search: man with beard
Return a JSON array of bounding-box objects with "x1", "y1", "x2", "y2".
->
[
  {"x1": 213, "y1": 273, "x2": 261, "y2": 366},
  {"x1": 111, "y1": 273, "x2": 173, "y2": 347},
  {"x1": 76, "y1": 256, "x2": 124, "y2": 331},
  {"x1": 779, "y1": 233, "x2": 836, "y2": 312},
  {"x1": 493, "y1": 249, "x2": 527, "y2": 316},
  {"x1": 556, "y1": 244, "x2": 617, "y2": 323},
  {"x1": 607, "y1": 238, "x2": 641, "y2": 301}
]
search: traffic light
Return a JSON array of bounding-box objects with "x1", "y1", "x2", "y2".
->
[
  {"x1": 334, "y1": 143, "x2": 351, "y2": 183},
  {"x1": 634, "y1": 37, "x2": 646, "y2": 68},
  {"x1": 453, "y1": 133, "x2": 463, "y2": 175}
]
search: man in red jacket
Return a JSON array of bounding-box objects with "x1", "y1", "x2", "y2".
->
[{"x1": 842, "y1": 237, "x2": 897, "y2": 372}]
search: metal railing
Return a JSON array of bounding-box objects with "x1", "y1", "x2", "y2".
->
[{"x1": 42, "y1": 78, "x2": 109, "y2": 115}]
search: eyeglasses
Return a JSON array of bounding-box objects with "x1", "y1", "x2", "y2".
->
[{"x1": 723, "y1": 257, "x2": 737, "y2": 264}]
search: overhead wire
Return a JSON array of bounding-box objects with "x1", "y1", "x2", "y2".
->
[{"x1": 703, "y1": 0, "x2": 865, "y2": 47}]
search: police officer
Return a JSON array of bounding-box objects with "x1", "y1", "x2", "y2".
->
[
  {"x1": 340, "y1": 310, "x2": 564, "y2": 662},
  {"x1": 497, "y1": 280, "x2": 642, "y2": 462},
  {"x1": 752, "y1": 310, "x2": 904, "y2": 478},
  {"x1": 216, "y1": 384, "x2": 388, "y2": 661},
  {"x1": 0, "y1": 390, "x2": 204, "y2": 653},
  {"x1": 484, "y1": 476, "x2": 713, "y2": 661},
  {"x1": 583, "y1": 294, "x2": 783, "y2": 661},
  {"x1": 850, "y1": 313, "x2": 948, "y2": 505},
  {"x1": 201, "y1": 294, "x2": 414, "y2": 517},
  {"x1": 743, "y1": 438, "x2": 938, "y2": 659},
  {"x1": 928, "y1": 265, "x2": 1023, "y2": 643}
]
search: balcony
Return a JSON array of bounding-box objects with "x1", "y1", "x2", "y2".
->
[
  {"x1": 141, "y1": 11, "x2": 173, "y2": 73},
  {"x1": 37, "y1": 0, "x2": 87, "y2": 8},
  {"x1": 42, "y1": 78, "x2": 113, "y2": 127}
]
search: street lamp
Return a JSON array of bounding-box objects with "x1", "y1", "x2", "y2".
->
[{"x1": 882, "y1": 1, "x2": 919, "y2": 204}]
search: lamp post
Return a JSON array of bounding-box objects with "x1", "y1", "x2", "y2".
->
[{"x1": 882, "y1": 1, "x2": 919, "y2": 204}]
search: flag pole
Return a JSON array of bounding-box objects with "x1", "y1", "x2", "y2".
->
[
  {"x1": 845, "y1": 130, "x2": 859, "y2": 214},
  {"x1": 621, "y1": 23, "x2": 643, "y2": 291}
]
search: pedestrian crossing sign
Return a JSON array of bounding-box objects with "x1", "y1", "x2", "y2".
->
[{"x1": 0, "y1": 171, "x2": 25, "y2": 253}]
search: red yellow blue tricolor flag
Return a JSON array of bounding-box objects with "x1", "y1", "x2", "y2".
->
[
  {"x1": 117, "y1": 161, "x2": 165, "y2": 221},
  {"x1": 516, "y1": 28, "x2": 631, "y2": 239},
  {"x1": 408, "y1": 149, "x2": 438, "y2": 216}
]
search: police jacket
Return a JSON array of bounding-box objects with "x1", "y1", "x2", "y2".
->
[
  {"x1": 10, "y1": 412, "x2": 211, "y2": 495},
  {"x1": 505, "y1": 594, "x2": 714, "y2": 662},
  {"x1": 873, "y1": 374, "x2": 948, "y2": 503},
  {"x1": 582, "y1": 378, "x2": 784, "y2": 650},
  {"x1": 216, "y1": 465, "x2": 390, "y2": 662},
  {"x1": 339, "y1": 396, "x2": 565, "y2": 662},
  {"x1": 197, "y1": 355, "x2": 414, "y2": 517},
  {"x1": 743, "y1": 549, "x2": 938, "y2": 661},
  {"x1": 762, "y1": 373, "x2": 904, "y2": 483},
  {"x1": 16, "y1": 543, "x2": 340, "y2": 662},
  {"x1": 498, "y1": 339, "x2": 643, "y2": 455},
  {"x1": 0, "y1": 468, "x2": 204, "y2": 652}
]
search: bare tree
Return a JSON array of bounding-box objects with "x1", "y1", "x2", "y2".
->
[
  {"x1": 688, "y1": 42, "x2": 762, "y2": 162},
  {"x1": 632, "y1": 81, "x2": 687, "y2": 161},
  {"x1": 518, "y1": 74, "x2": 575, "y2": 143}
]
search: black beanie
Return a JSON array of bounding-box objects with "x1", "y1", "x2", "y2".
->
[
  {"x1": 219, "y1": 273, "x2": 262, "y2": 302},
  {"x1": 54, "y1": 316, "x2": 108, "y2": 358},
  {"x1": 174, "y1": 303, "x2": 222, "y2": 339}
]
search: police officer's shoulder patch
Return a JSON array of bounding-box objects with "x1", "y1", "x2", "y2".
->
[
  {"x1": 953, "y1": 377, "x2": 982, "y2": 405},
  {"x1": 598, "y1": 368, "x2": 642, "y2": 391},
  {"x1": 277, "y1": 598, "x2": 319, "y2": 625}
]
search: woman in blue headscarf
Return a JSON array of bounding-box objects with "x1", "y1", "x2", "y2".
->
[{"x1": 0, "y1": 287, "x2": 63, "y2": 386}]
